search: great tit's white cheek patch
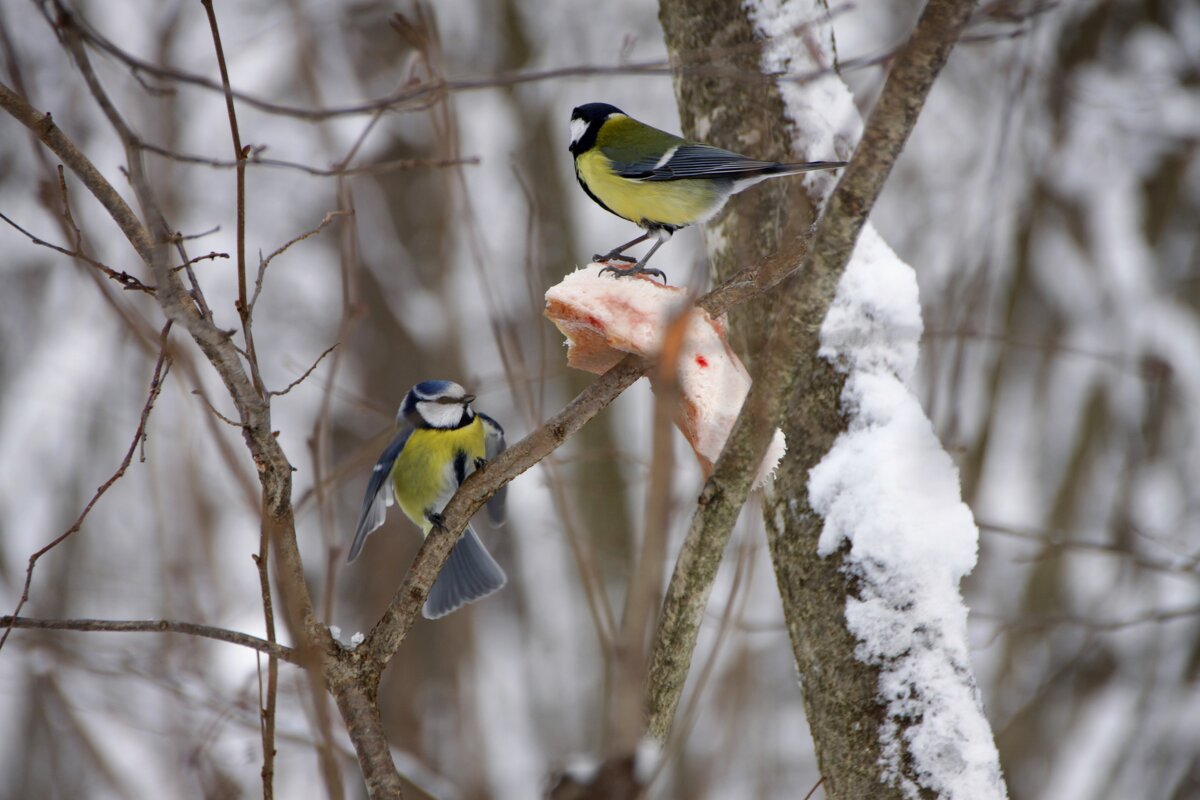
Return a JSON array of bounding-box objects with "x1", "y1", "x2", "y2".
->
[{"x1": 569, "y1": 117, "x2": 589, "y2": 148}]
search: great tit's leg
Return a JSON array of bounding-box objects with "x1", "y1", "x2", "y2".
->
[
  {"x1": 425, "y1": 510, "x2": 446, "y2": 529},
  {"x1": 593, "y1": 231, "x2": 651, "y2": 263},
  {"x1": 599, "y1": 237, "x2": 669, "y2": 283},
  {"x1": 474, "y1": 456, "x2": 487, "y2": 471}
]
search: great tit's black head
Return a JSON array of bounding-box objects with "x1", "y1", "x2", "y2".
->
[
  {"x1": 569, "y1": 102, "x2": 624, "y2": 155},
  {"x1": 401, "y1": 380, "x2": 476, "y2": 429}
]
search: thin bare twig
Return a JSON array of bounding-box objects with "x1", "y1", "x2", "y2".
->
[
  {"x1": 178, "y1": 225, "x2": 221, "y2": 241},
  {"x1": 0, "y1": 323, "x2": 172, "y2": 653},
  {"x1": 139, "y1": 139, "x2": 480, "y2": 177},
  {"x1": 270, "y1": 344, "x2": 340, "y2": 398},
  {"x1": 0, "y1": 209, "x2": 154, "y2": 292},
  {"x1": 191, "y1": 390, "x2": 244, "y2": 428},
  {"x1": 252, "y1": 547, "x2": 279, "y2": 800},
  {"x1": 979, "y1": 520, "x2": 1200, "y2": 578},
  {"x1": 979, "y1": 604, "x2": 1200, "y2": 636},
  {"x1": 201, "y1": 0, "x2": 262, "y2": 400},
  {"x1": 171, "y1": 250, "x2": 229, "y2": 271},
  {"x1": 200, "y1": 9, "x2": 274, "y2": 794},
  {"x1": 251, "y1": 210, "x2": 353, "y2": 312},
  {"x1": 0, "y1": 615, "x2": 297, "y2": 663}
]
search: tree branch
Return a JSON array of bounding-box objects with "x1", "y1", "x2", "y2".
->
[{"x1": 0, "y1": 615, "x2": 298, "y2": 662}]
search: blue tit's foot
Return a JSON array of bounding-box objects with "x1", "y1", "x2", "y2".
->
[
  {"x1": 474, "y1": 456, "x2": 487, "y2": 471},
  {"x1": 426, "y1": 511, "x2": 446, "y2": 529},
  {"x1": 593, "y1": 251, "x2": 637, "y2": 264},
  {"x1": 599, "y1": 262, "x2": 668, "y2": 284}
]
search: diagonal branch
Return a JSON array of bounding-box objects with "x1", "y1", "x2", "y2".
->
[
  {"x1": 356, "y1": 227, "x2": 835, "y2": 670},
  {"x1": 0, "y1": 81, "x2": 154, "y2": 264}
]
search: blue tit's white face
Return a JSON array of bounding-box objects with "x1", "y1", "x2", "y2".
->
[{"x1": 402, "y1": 380, "x2": 475, "y2": 429}]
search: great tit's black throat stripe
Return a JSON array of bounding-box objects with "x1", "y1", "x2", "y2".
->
[{"x1": 453, "y1": 450, "x2": 468, "y2": 486}]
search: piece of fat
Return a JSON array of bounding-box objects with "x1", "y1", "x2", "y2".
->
[{"x1": 545, "y1": 264, "x2": 784, "y2": 489}]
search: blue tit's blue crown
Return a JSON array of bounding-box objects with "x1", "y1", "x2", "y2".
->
[
  {"x1": 412, "y1": 380, "x2": 459, "y2": 400},
  {"x1": 401, "y1": 380, "x2": 474, "y2": 429}
]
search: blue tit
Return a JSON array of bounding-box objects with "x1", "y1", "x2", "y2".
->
[
  {"x1": 348, "y1": 380, "x2": 508, "y2": 619},
  {"x1": 568, "y1": 102, "x2": 847, "y2": 281}
]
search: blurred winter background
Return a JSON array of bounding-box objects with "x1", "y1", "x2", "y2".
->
[{"x1": 0, "y1": 0, "x2": 1197, "y2": 798}]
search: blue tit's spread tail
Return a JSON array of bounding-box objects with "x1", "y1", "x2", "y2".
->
[{"x1": 423, "y1": 526, "x2": 507, "y2": 619}]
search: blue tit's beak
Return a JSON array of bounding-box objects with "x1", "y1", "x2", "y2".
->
[{"x1": 462, "y1": 394, "x2": 476, "y2": 405}]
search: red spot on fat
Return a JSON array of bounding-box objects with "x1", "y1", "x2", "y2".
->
[{"x1": 695, "y1": 355, "x2": 709, "y2": 368}]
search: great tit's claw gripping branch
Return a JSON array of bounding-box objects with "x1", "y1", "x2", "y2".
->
[
  {"x1": 600, "y1": 263, "x2": 669, "y2": 284},
  {"x1": 425, "y1": 511, "x2": 446, "y2": 530}
]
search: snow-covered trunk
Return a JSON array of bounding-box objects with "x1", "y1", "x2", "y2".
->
[{"x1": 659, "y1": 0, "x2": 1009, "y2": 797}]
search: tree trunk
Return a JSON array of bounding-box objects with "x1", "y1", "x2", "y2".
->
[{"x1": 658, "y1": 0, "x2": 1001, "y2": 797}]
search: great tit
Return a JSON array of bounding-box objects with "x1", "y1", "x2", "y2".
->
[
  {"x1": 348, "y1": 380, "x2": 508, "y2": 619},
  {"x1": 569, "y1": 102, "x2": 847, "y2": 281}
]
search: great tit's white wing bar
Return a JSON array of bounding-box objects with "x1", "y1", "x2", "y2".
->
[
  {"x1": 347, "y1": 428, "x2": 412, "y2": 562},
  {"x1": 478, "y1": 412, "x2": 508, "y2": 525},
  {"x1": 423, "y1": 525, "x2": 507, "y2": 619},
  {"x1": 612, "y1": 143, "x2": 782, "y2": 182}
]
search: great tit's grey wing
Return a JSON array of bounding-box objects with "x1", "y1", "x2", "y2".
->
[
  {"x1": 478, "y1": 412, "x2": 507, "y2": 525},
  {"x1": 347, "y1": 428, "x2": 412, "y2": 563},
  {"x1": 422, "y1": 525, "x2": 507, "y2": 619},
  {"x1": 612, "y1": 142, "x2": 785, "y2": 182}
]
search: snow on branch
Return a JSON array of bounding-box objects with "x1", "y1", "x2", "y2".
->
[{"x1": 749, "y1": 0, "x2": 1010, "y2": 796}]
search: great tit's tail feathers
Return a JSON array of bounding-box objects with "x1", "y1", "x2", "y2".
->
[
  {"x1": 423, "y1": 526, "x2": 507, "y2": 619},
  {"x1": 727, "y1": 160, "x2": 848, "y2": 196},
  {"x1": 768, "y1": 160, "x2": 848, "y2": 176}
]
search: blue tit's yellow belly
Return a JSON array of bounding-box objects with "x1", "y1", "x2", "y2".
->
[
  {"x1": 391, "y1": 417, "x2": 486, "y2": 535},
  {"x1": 576, "y1": 150, "x2": 722, "y2": 228}
]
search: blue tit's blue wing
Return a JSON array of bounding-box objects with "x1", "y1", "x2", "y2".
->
[
  {"x1": 422, "y1": 525, "x2": 507, "y2": 619},
  {"x1": 609, "y1": 143, "x2": 781, "y2": 182},
  {"x1": 347, "y1": 428, "x2": 412, "y2": 563},
  {"x1": 478, "y1": 412, "x2": 507, "y2": 525}
]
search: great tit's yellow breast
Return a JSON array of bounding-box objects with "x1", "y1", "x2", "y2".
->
[
  {"x1": 576, "y1": 149, "x2": 721, "y2": 228},
  {"x1": 391, "y1": 416, "x2": 486, "y2": 534}
]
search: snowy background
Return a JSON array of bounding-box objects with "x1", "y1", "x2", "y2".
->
[{"x1": 0, "y1": 0, "x2": 1197, "y2": 798}]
